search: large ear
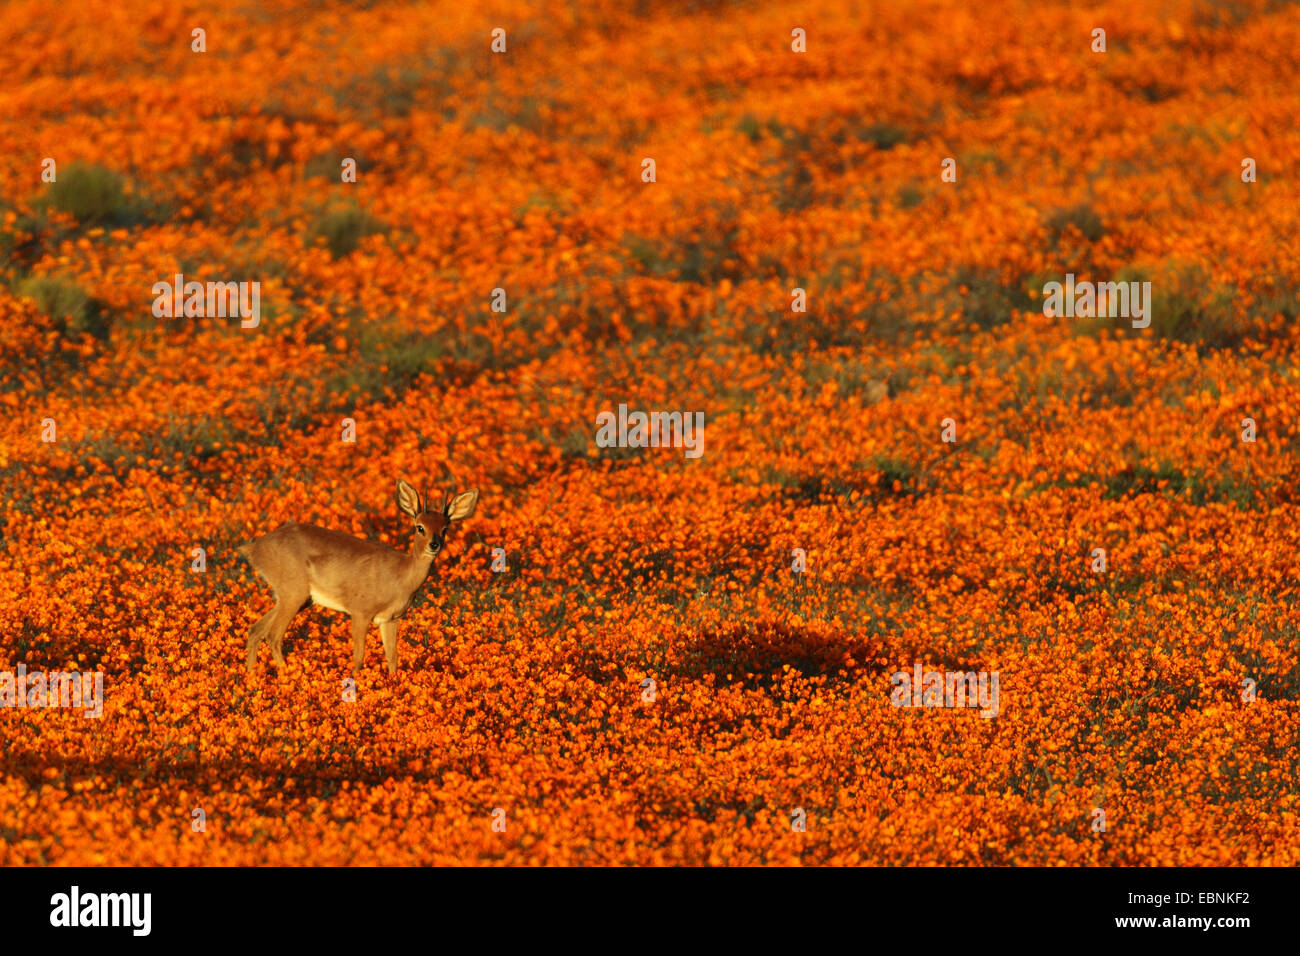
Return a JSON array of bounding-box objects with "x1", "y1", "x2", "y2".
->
[
  {"x1": 444, "y1": 488, "x2": 479, "y2": 521},
  {"x1": 396, "y1": 479, "x2": 421, "y2": 518}
]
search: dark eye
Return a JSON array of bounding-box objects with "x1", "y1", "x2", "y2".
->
[{"x1": 416, "y1": 524, "x2": 426, "y2": 535}]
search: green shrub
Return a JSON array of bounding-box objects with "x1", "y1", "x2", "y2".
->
[
  {"x1": 1046, "y1": 203, "x2": 1105, "y2": 243},
  {"x1": 306, "y1": 203, "x2": 388, "y2": 259},
  {"x1": 466, "y1": 91, "x2": 554, "y2": 135},
  {"x1": 948, "y1": 265, "x2": 1035, "y2": 330},
  {"x1": 0, "y1": 209, "x2": 48, "y2": 270},
  {"x1": 41, "y1": 163, "x2": 144, "y2": 226},
  {"x1": 17, "y1": 276, "x2": 110, "y2": 339},
  {"x1": 557, "y1": 425, "x2": 592, "y2": 458},
  {"x1": 327, "y1": 322, "x2": 445, "y2": 400},
  {"x1": 158, "y1": 416, "x2": 237, "y2": 461},
  {"x1": 1249, "y1": 282, "x2": 1300, "y2": 323},
  {"x1": 622, "y1": 223, "x2": 741, "y2": 285},
  {"x1": 1102, "y1": 461, "x2": 1256, "y2": 507},
  {"x1": 735, "y1": 113, "x2": 787, "y2": 142},
  {"x1": 854, "y1": 121, "x2": 908, "y2": 149},
  {"x1": 1117, "y1": 262, "x2": 1237, "y2": 347},
  {"x1": 304, "y1": 150, "x2": 365, "y2": 181}
]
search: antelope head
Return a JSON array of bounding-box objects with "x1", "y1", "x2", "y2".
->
[{"x1": 396, "y1": 479, "x2": 479, "y2": 560}]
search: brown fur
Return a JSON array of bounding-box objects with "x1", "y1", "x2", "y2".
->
[{"x1": 240, "y1": 481, "x2": 478, "y2": 675}]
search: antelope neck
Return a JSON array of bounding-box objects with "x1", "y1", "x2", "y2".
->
[{"x1": 407, "y1": 540, "x2": 436, "y2": 575}]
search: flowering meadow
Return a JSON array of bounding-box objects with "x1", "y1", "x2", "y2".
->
[{"x1": 1, "y1": 0, "x2": 1298, "y2": 865}]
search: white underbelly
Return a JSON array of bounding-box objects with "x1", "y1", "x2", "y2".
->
[{"x1": 310, "y1": 589, "x2": 350, "y2": 613}]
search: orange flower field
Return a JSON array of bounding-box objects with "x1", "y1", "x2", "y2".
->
[{"x1": 2, "y1": 0, "x2": 1299, "y2": 866}]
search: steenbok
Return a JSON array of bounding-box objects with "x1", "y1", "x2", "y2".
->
[{"x1": 239, "y1": 480, "x2": 478, "y2": 675}]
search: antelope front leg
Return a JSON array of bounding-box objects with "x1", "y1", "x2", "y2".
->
[
  {"x1": 350, "y1": 615, "x2": 368, "y2": 673},
  {"x1": 380, "y1": 621, "x2": 399, "y2": 675}
]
